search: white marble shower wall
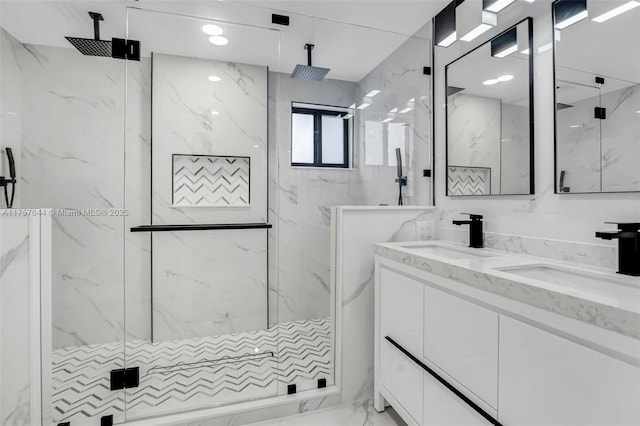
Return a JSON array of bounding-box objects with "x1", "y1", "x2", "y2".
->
[
  {"x1": 269, "y1": 75, "x2": 358, "y2": 325},
  {"x1": 0, "y1": 28, "x2": 22, "y2": 209},
  {"x1": 601, "y1": 83, "x2": 640, "y2": 192},
  {"x1": 0, "y1": 216, "x2": 32, "y2": 425},
  {"x1": 356, "y1": 31, "x2": 432, "y2": 206},
  {"x1": 16, "y1": 42, "x2": 135, "y2": 348},
  {"x1": 151, "y1": 53, "x2": 269, "y2": 341},
  {"x1": 447, "y1": 93, "x2": 501, "y2": 193}
]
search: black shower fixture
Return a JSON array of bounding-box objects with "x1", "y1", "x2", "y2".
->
[
  {"x1": 290, "y1": 44, "x2": 330, "y2": 81},
  {"x1": 66, "y1": 12, "x2": 140, "y2": 61},
  {"x1": 0, "y1": 147, "x2": 16, "y2": 208}
]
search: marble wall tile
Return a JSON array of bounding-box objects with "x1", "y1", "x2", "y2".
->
[
  {"x1": 152, "y1": 230, "x2": 268, "y2": 341},
  {"x1": 356, "y1": 34, "x2": 432, "y2": 206},
  {"x1": 0, "y1": 28, "x2": 22, "y2": 209},
  {"x1": 556, "y1": 90, "x2": 602, "y2": 193},
  {"x1": 335, "y1": 207, "x2": 435, "y2": 405},
  {"x1": 447, "y1": 93, "x2": 501, "y2": 193},
  {"x1": 0, "y1": 216, "x2": 32, "y2": 426},
  {"x1": 501, "y1": 103, "x2": 530, "y2": 194},
  {"x1": 601, "y1": 84, "x2": 640, "y2": 192},
  {"x1": 151, "y1": 53, "x2": 268, "y2": 225},
  {"x1": 18, "y1": 44, "x2": 129, "y2": 348},
  {"x1": 269, "y1": 74, "x2": 360, "y2": 325}
]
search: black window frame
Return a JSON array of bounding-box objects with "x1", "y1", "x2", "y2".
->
[{"x1": 291, "y1": 105, "x2": 351, "y2": 168}]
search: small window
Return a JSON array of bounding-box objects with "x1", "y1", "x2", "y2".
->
[{"x1": 291, "y1": 103, "x2": 353, "y2": 168}]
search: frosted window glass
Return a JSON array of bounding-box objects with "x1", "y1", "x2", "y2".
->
[
  {"x1": 321, "y1": 115, "x2": 345, "y2": 164},
  {"x1": 365, "y1": 120, "x2": 384, "y2": 165},
  {"x1": 292, "y1": 113, "x2": 315, "y2": 163}
]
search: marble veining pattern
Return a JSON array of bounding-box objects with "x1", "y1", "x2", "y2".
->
[
  {"x1": 441, "y1": 227, "x2": 617, "y2": 270},
  {"x1": 245, "y1": 400, "x2": 404, "y2": 426},
  {"x1": 375, "y1": 242, "x2": 640, "y2": 339}
]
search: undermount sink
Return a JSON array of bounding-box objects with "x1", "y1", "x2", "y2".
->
[
  {"x1": 496, "y1": 264, "x2": 640, "y2": 303},
  {"x1": 398, "y1": 244, "x2": 497, "y2": 260}
]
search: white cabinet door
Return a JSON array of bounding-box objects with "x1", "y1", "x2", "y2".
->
[
  {"x1": 424, "y1": 286, "x2": 499, "y2": 408},
  {"x1": 499, "y1": 316, "x2": 640, "y2": 425},
  {"x1": 379, "y1": 267, "x2": 424, "y2": 425},
  {"x1": 423, "y1": 371, "x2": 491, "y2": 426}
]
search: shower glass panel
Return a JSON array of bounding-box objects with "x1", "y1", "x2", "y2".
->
[
  {"x1": 123, "y1": 8, "x2": 281, "y2": 420},
  {"x1": 0, "y1": 1, "x2": 129, "y2": 424}
]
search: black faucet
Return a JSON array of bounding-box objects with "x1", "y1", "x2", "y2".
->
[
  {"x1": 452, "y1": 213, "x2": 484, "y2": 248},
  {"x1": 595, "y1": 222, "x2": 640, "y2": 276}
]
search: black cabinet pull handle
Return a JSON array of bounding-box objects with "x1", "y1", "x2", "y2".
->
[{"x1": 385, "y1": 336, "x2": 503, "y2": 426}]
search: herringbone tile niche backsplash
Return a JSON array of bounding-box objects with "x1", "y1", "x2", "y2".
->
[{"x1": 173, "y1": 154, "x2": 250, "y2": 207}]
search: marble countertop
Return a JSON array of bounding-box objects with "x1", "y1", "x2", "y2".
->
[{"x1": 374, "y1": 240, "x2": 640, "y2": 339}]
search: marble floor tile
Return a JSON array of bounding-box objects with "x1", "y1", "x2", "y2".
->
[{"x1": 244, "y1": 401, "x2": 406, "y2": 426}]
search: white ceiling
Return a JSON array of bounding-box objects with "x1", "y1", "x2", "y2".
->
[{"x1": 0, "y1": 0, "x2": 445, "y2": 82}]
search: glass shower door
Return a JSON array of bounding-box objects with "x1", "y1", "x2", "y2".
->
[{"x1": 123, "y1": 7, "x2": 281, "y2": 420}]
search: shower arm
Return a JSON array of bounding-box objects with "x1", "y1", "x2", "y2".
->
[
  {"x1": 305, "y1": 44, "x2": 314, "y2": 67},
  {"x1": 89, "y1": 12, "x2": 104, "y2": 41}
]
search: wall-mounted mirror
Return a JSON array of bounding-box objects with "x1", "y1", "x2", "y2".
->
[
  {"x1": 553, "y1": 0, "x2": 640, "y2": 193},
  {"x1": 445, "y1": 18, "x2": 533, "y2": 196}
]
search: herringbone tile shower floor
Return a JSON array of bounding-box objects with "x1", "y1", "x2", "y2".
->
[{"x1": 50, "y1": 318, "x2": 332, "y2": 425}]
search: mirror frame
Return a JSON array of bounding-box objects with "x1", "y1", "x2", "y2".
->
[
  {"x1": 551, "y1": 1, "x2": 640, "y2": 194},
  {"x1": 445, "y1": 17, "x2": 535, "y2": 197}
]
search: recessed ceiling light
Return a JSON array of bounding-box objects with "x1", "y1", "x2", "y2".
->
[
  {"x1": 202, "y1": 24, "x2": 223, "y2": 36},
  {"x1": 357, "y1": 103, "x2": 370, "y2": 110},
  {"x1": 484, "y1": 0, "x2": 516, "y2": 13},
  {"x1": 390, "y1": 107, "x2": 398, "y2": 113},
  {"x1": 208, "y1": 75, "x2": 221, "y2": 82},
  {"x1": 366, "y1": 90, "x2": 381, "y2": 97},
  {"x1": 399, "y1": 107, "x2": 413, "y2": 113},
  {"x1": 497, "y1": 74, "x2": 514, "y2": 82},
  {"x1": 342, "y1": 114, "x2": 354, "y2": 120},
  {"x1": 592, "y1": 1, "x2": 640, "y2": 23},
  {"x1": 211, "y1": 109, "x2": 219, "y2": 115},
  {"x1": 483, "y1": 79, "x2": 499, "y2": 86},
  {"x1": 569, "y1": 124, "x2": 583, "y2": 128},
  {"x1": 209, "y1": 35, "x2": 228, "y2": 46},
  {"x1": 382, "y1": 118, "x2": 393, "y2": 123}
]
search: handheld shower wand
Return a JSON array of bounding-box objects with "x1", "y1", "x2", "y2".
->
[
  {"x1": 0, "y1": 147, "x2": 16, "y2": 208},
  {"x1": 394, "y1": 148, "x2": 407, "y2": 206}
]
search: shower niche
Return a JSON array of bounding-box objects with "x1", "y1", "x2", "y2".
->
[{"x1": 172, "y1": 154, "x2": 251, "y2": 207}]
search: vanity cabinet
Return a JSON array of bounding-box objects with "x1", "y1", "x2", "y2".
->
[
  {"x1": 499, "y1": 316, "x2": 640, "y2": 425},
  {"x1": 378, "y1": 268, "x2": 424, "y2": 424},
  {"x1": 424, "y1": 286, "x2": 498, "y2": 409},
  {"x1": 375, "y1": 257, "x2": 640, "y2": 426}
]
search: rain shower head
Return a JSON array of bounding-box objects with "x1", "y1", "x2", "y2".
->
[
  {"x1": 65, "y1": 12, "x2": 112, "y2": 57},
  {"x1": 291, "y1": 44, "x2": 330, "y2": 81}
]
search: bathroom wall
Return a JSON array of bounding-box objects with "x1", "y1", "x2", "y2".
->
[
  {"x1": 0, "y1": 28, "x2": 21, "y2": 208},
  {"x1": 447, "y1": 93, "x2": 501, "y2": 193},
  {"x1": 17, "y1": 43, "x2": 132, "y2": 348},
  {"x1": 434, "y1": 10, "x2": 640, "y2": 252},
  {"x1": 356, "y1": 34, "x2": 432, "y2": 206},
  {"x1": 270, "y1": 75, "x2": 358, "y2": 324},
  {"x1": 500, "y1": 103, "x2": 531, "y2": 194},
  {"x1": 0, "y1": 216, "x2": 32, "y2": 425},
  {"x1": 150, "y1": 53, "x2": 269, "y2": 341}
]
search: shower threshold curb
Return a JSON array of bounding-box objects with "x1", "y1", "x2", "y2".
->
[{"x1": 122, "y1": 386, "x2": 340, "y2": 426}]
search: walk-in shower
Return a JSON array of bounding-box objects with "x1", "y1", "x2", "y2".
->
[{"x1": 0, "y1": 1, "x2": 433, "y2": 424}]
